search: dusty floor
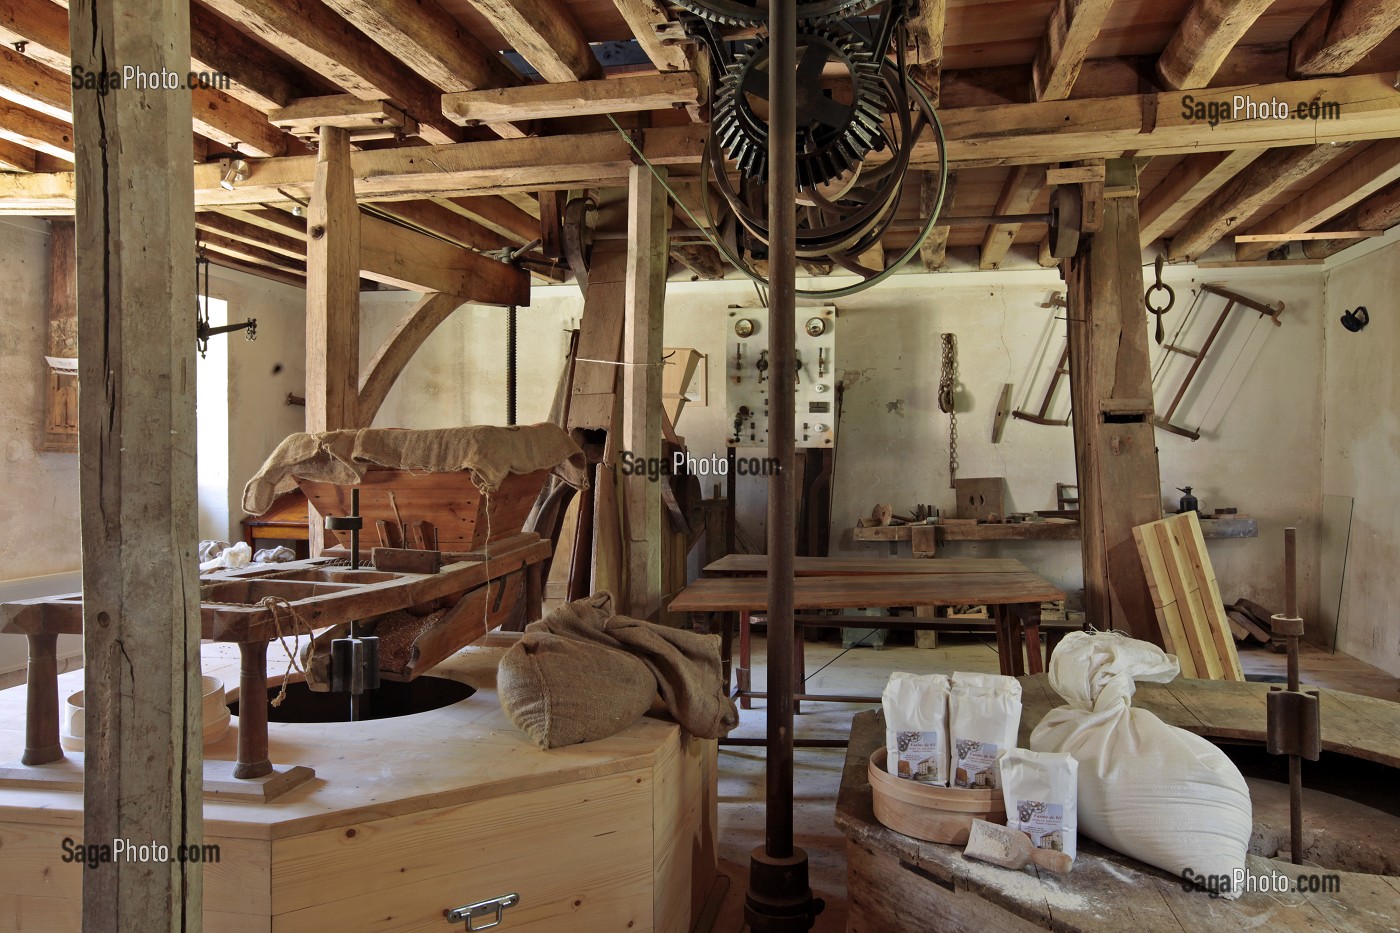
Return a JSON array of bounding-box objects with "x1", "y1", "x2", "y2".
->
[{"x1": 708, "y1": 631, "x2": 1400, "y2": 932}]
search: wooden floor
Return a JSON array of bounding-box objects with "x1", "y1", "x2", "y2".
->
[{"x1": 711, "y1": 632, "x2": 1400, "y2": 932}]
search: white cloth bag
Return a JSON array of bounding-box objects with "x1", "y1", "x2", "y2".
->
[{"x1": 1029, "y1": 632, "x2": 1251, "y2": 896}]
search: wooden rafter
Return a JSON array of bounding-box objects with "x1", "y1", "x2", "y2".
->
[
  {"x1": 360, "y1": 211, "x2": 528, "y2": 302},
  {"x1": 1235, "y1": 138, "x2": 1400, "y2": 260},
  {"x1": 1290, "y1": 0, "x2": 1400, "y2": 77},
  {"x1": 1031, "y1": 0, "x2": 1116, "y2": 102},
  {"x1": 200, "y1": 230, "x2": 308, "y2": 274},
  {"x1": 981, "y1": 165, "x2": 1046, "y2": 270},
  {"x1": 369, "y1": 199, "x2": 511, "y2": 251},
  {"x1": 1157, "y1": 0, "x2": 1276, "y2": 90},
  {"x1": 919, "y1": 170, "x2": 956, "y2": 270},
  {"x1": 443, "y1": 72, "x2": 700, "y2": 127},
  {"x1": 610, "y1": 0, "x2": 691, "y2": 73},
  {"x1": 0, "y1": 100, "x2": 73, "y2": 161},
  {"x1": 909, "y1": 0, "x2": 947, "y2": 104},
  {"x1": 1167, "y1": 144, "x2": 1354, "y2": 261},
  {"x1": 206, "y1": 250, "x2": 307, "y2": 288},
  {"x1": 200, "y1": 0, "x2": 463, "y2": 145},
  {"x1": 0, "y1": 136, "x2": 37, "y2": 171},
  {"x1": 1303, "y1": 179, "x2": 1400, "y2": 257},
  {"x1": 465, "y1": 0, "x2": 602, "y2": 84},
  {"x1": 189, "y1": 2, "x2": 320, "y2": 112},
  {"x1": 441, "y1": 195, "x2": 540, "y2": 243},
  {"x1": 197, "y1": 212, "x2": 308, "y2": 260},
  {"x1": 1138, "y1": 149, "x2": 1263, "y2": 246},
  {"x1": 671, "y1": 243, "x2": 725, "y2": 279}
]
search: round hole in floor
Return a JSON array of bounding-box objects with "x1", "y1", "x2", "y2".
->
[{"x1": 228, "y1": 676, "x2": 474, "y2": 724}]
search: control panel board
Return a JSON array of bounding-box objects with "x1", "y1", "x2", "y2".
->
[{"x1": 726, "y1": 307, "x2": 837, "y2": 449}]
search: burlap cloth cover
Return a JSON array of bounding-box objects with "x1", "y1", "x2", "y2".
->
[
  {"x1": 498, "y1": 593, "x2": 739, "y2": 749},
  {"x1": 242, "y1": 423, "x2": 589, "y2": 515}
]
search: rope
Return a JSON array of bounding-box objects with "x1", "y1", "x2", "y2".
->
[{"x1": 256, "y1": 595, "x2": 311, "y2": 708}]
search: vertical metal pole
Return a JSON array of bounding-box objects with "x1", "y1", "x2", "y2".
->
[
  {"x1": 765, "y1": 0, "x2": 798, "y2": 862},
  {"x1": 1284, "y1": 526, "x2": 1302, "y2": 864}
]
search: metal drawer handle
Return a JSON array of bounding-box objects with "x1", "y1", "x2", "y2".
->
[{"x1": 445, "y1": 893, "x2": 519, "y2": 930}]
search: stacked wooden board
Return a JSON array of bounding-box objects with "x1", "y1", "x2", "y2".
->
[{"x1": 1133, "y1": 511, "x2": 1244, "y2": 680}]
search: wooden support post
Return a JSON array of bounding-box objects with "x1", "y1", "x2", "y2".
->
[
  {"x1": 305, "y1": 125, "x2": 361, "y2": 554},
  {"x1": 70, "y1": 0, "x2": 204, "y2": 928},
  {"x1": 622, "y1": 163, "x2": 667, "y2": 620},
  {"x1": 1065, "y1": 158, "x2": 1164, "y2": 643}
]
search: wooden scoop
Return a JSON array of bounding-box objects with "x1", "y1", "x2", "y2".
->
[{"x1": 964, "y1": 819, "x2": 1073, "y2": 876}]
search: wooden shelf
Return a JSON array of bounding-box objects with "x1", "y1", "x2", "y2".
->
[{"x1": 854, "y1": 517, "x2": 1258, "y2": 543}]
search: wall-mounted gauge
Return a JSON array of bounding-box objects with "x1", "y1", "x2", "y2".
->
[
  {"x1": 734, "y1": 318, "x2": 756, "y2": 338},
  {"x1": 804, "y1": 317, "x2": 827, "y2": 337}
]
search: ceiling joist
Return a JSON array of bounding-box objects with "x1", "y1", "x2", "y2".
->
[
  {"x1": 1290, "y1": 0, "x2": 1400, "y2": 77},
  {"x1": 1157, "y1": 0, "x2": 1277, "y2": 91},
  {"x1": 443, "y1": 72, "x2": 700, "y2": 127}
]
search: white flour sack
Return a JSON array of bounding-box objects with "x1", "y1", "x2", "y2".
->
[
  {"x1": 883, "y1": 672, "x2": 951, "y2": 785},
  {"x1": 949, "y1": 671, "x2": 1022, "y2": 789},
  {"x1": 1030, "y1": 632, "x2": 1251, "y2": 896},
  {"x1": 1001, "y1": 747, "x2": 1079, "y2": 860}
]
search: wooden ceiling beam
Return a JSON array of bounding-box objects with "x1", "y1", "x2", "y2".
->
[
  {"x1": 0, "y1": 47, "x2": 68, "y2": 121},
  {"x1": 359, "y1": 212, "x2": 528, "y2": 303},
  {"x1": 0, "y1": 101, "x2": 73, "y2": 160},
  {"x1": 1235, "y1": 138, "x2": 1400, "y2": 260},
  {"x1": 213, "y1": 206, "x2": 310, "y2": 239},
  {"x1": 1031, "y1": 0, "x2": 1116, "y2": 101},
  {"x1": 444, "y1": 195, "x2": 551, "y2": 243},
  {"x1": 610, "y1": 0, "x2": 691, "y2": 73},
  {"x1": 196, "y1": 212, "x2": 308, "y2": 260},
  {"x1": 1167, "y1": 144, "x2": 1354, "y2": 260},
  {"x1": 919, "y1": 170, "x2": 956, "y2": 270},
  {"x1": 189, "y1": 2, "x2": 321, "y2": 112},
  {"x1": 466, "y1": 0, "x2": 602, "y2": 84},
  {"x1": 1290, "y1": 0, "x2": 1400, "y2": 77},
  {"x1": 206, "y1": 250, "x2": 307, "y2": 288},
  {"x1": 1157, "y1": 0, "x2": 1276, "y2": 90},
  {"x1": 1302, "y1": 179, "x2": 1400, "y2": 257},
  {"x1": 909, "y1": 0, "x2": 946, "y2": 105},
  {"x1": 670, "y1": 244, "x2": 725, "y2": 280},
  {"x1": 0, "y1": 137, "x2": 37, "y2": 172},
  {"x1": 200, "y1": 230, "x2": 309, "y2": 275},
  {"x1": 443, "y1": 72, "x2": 700, "y2": 126},
  {"x1": 200, "y1": 0, "x2": 464, "y2": 145},
  {"x1": 981, "y1": 165, "x2": 1047, "y2": 269},
  {"x1": 368, "y1": 199, "x2": 511, "y2": 251},
  {"x1": 1138, "y1": 148, "x2": 1264, "y2": 246}
]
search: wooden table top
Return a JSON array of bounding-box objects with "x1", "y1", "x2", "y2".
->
[
  {"x1": 703, "y1": 555, "x2": 1028, "y2": 576},
  {"x1": 668, "y1": 572, "x2": 1064, "y2": 613},
  {"x1": 837, "y1": 702, "x2": 1400, "y2": 931}
]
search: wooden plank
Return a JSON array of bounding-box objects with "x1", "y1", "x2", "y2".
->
[
  {"x1": 652, "y1": 732, "x2": 717, "y2": 933},
  {"x1": 1167, "y1": 144, "x2": 1353, "y2": 261},
  {"x1": 197, "y1": 212, "x2": 306, "y2": 260},
  {"x1": 668, "y1": 573, "x2": 1065, "y2": 613},
  {"x1": 1065, "y1": 159, "x2": 1162, "y2": 641},
  {"x1": 1154, "y1": 520, "x2": 1222, "y2": 679},
  {"x1": 1179, "y1": 512, "x2": 1244, "y2": 680},
  {"x1": 1235, "y1": 137, "x2": 1400, "y2": 260},
  {"x1": 623, "y1": 164, "x2": 667, "y2": 620},
  {"x1": 979, "y1": 165, "x2": 1045, "y2": 269},
  {"x1": 1304, "y1": 177, "x2": 1400, "y2": 257},
  {"x1": 199, "y1": 0, "x2": 462, "y2": 144},
  {"x1": 1131, "y1": 523, "x2": 1199, "y2": 677},
  {"x1": 0, "y1": 101, "x2": 73, "y2": 161},
  {"x1": 443, "y1": 195, "x2": 539, "y2": 243},
  {"x1": 444, "y1": 72, "x2": 700, "y2": 127},
  {"x1": 39, "y1": 218, "x2": 77, "y2": 453},
  {"x1": 357, "y1": 292, "x2": 464, "y2": 425},
  {"x1": 610, "y1": 0, "x2": 690, "y2": 73},
  {"x1": 705, "y1": 555, "x2": 1027, "y2": 575},
  {"x1": 270, "y1": 94, "x2": 414, "y2": 137},
  {"x1": 199, "y1": 232, "x2": 307, "y2": 275},
  {"x1": 1290, "y1": 0, "x2": 1400, "y2": 77},
  {"x1": 368, "y1": 198, "x2": 509, "y2": 251},
  {"x1": 465, "y1": 0, "x2": 602, "y2": 84},
  {"x1": 1156, "y1": 0, "x2": 1276, "y2": 90},
  {"x1": 908, "y1": 0, "x2": 946, "y2": 104},
  {"x1": 358, "y1": 211, "x2": 528, "y2": 302},
  {"x1": 189, "y1": 2, "x2": 314, "y2": 112},
  {"x1": 269, "y1": 769, "x2": 653, "y2": 927},
  {"x1": 1031, "y1": 0, "x2": 1117, "y2": 101},
  {"x1": 567, "y1": 247, "x2": 628, "y2": 431},
  {"x1": 1137, "y1": 149, "x2": 1263, "y2": 246},
  {"x1": 70, "y1": 0, "x2": 204, "y2": 928},
  {"x1": 0, "y1": 136, "x2": 36, "y2": 171},
  {"x1": 593, "y1": 463, "x2": 625, "y2": 597},
  {"x1": 305, "y1": 125, "x2": 360, "y2": 437}
]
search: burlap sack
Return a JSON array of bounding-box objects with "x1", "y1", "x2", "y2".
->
[{"x1": 497, "y1": 630, "x2": 657, "y2": 749}]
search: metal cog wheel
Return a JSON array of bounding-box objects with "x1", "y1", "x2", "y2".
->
[
  {"x1": 669, "y1": 0, "x2": 879, "y2": 27},
  {"x1": 713, "y1": 29, "x2": 886, "y2": 189}
]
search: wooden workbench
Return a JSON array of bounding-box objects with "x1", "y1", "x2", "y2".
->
[
  {"x1": 853, "y1": 517, "x2": 1258, "y2": 546},
  {"x1": 0, "y1": 634, "x2": 719, "y2": 932},
  {"x1": 837, "y1": 701, "x2": 1400, "y2": 932}
]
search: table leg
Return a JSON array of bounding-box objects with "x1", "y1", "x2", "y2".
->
[
  {"x1": 22, "y1": 633, "x2": 62, "y2": 765},
  {"x1": 1020, "y1": 603, "x2": 1044, "y2": 675},
  {"x1": 991, "y1": 605, "x2": 1013, "y2": 677},
  {"x1": 794, "y1": 625, "x2": 805, "y2": 716},
  {"x1": 738, "y1": 610, "x2": 752, "y2": 710},
  {"x1": 1007, "y1": 609, "x2": 1026, "y2": 676},
  {"x1": 1046, "y1": 630, "x2": 1067, "y2": 666},
  {"x1": 234, "y1": 640, "x2": 273, "y2": 779}
]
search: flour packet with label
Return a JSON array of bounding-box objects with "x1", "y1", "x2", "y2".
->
[
  {"x1": 949, "y1": 671, "x2": 1022, "y2": 789},
  {"x1": 1000, "y1": 747, "x2": 1079, "y2": 860},
  {"x1": 882, "y1": 671, "x2": 951, "y2": 786}
]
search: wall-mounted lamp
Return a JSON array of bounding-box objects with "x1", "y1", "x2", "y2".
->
[
  {"x1": 219, "y1": 158, "x2": 249, "y2": 191},
  {"x1": 1340, "y1": 306, "x2": 1370, "y2": 333}
]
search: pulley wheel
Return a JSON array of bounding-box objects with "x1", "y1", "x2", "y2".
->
[{"x1": 1048, "y1": 186, "x2": 1082, "y2": 259}]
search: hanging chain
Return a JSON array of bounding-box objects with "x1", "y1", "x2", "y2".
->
[{"x1": 939, "y1": 333, "x2": 958, "y2": 487}]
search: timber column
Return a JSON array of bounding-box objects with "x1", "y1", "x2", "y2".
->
[
  {"x1": 71, "y1": 0, "x2": 204, "y2": 929},
  {"x1": 1064, "y1": 158, "x2": 1163, "y2": 642}
]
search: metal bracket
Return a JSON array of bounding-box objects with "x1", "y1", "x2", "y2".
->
[
  {"x1": 1267, "y1": 687, "x2": 1322, "y2": 760},
  {"x1": 445, "y1": 893, "x2": 519, "y2": 930}
]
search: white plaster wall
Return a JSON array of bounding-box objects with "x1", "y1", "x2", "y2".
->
[
  {"x1": 1321, "y1": 235, "x2": 1400, "y2": 676},
  {"x1": 0, "y1": 218, "x2": 80, "y2": 580},
  {"x1": 518, "y1": 265, "x2": 1325, "y2": 618}
]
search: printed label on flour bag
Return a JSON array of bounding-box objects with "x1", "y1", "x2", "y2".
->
[
  {"x1": 953, "y1": 739, "x2": 1001, "y2": 788},
  {"x1": 1015, "y1": 800, "x2": 1066, "y2": 851},
  {"x1": 896, "y1": 731, "x2": 946, "y2": 783}
]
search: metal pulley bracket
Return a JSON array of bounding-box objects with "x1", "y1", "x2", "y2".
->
[{"x1": 1267, "y1": 686, "x2": 1322, "y2": 761}]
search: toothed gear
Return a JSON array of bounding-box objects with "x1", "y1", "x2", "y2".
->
[
  {"x1": 670, "y1": 0, "x2": 880, "y2": 26},
  {"x1": 713, "y1": 30, "x2": 886, "y2": 189}
]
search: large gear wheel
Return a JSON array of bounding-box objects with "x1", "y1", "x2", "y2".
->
[
  {"x1": 713, "y1": 29, "x2": 886, "y2": 189},
  {"x1": 669, "y1": 0, "x2": 879, "y2": 27}
]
